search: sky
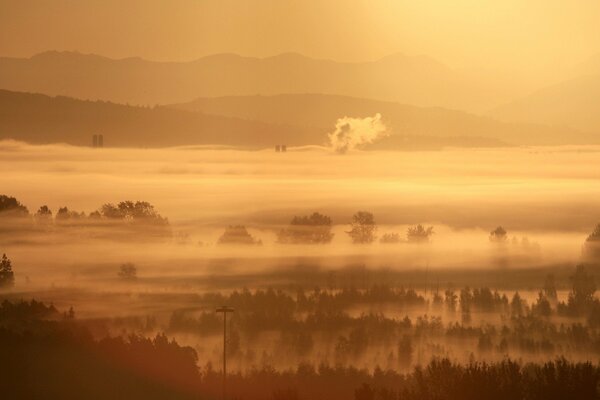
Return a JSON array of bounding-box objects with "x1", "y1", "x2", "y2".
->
[{"x1": 1, "y1": 0, "x2": 600, "y2": 70}]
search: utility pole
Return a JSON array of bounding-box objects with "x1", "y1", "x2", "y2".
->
[{"x1": 216, "y1": 306, "x2": 234, "y2": 400}]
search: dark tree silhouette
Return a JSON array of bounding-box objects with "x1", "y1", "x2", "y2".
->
[
  {"x1": 397, "y1": 335, "x2": 413, "y2": 368},
  {"x1": 0, "y1": 195, "x2": 29, "y2": 217},
  {"x1": 533, "y1": 291, "x2": 552, "y2": 317},
  {"x1": 583, "y1": 223, "x2": 600, "y2": 259},
  {"x1": 380, "y1": 233, "x2": 401, "y2": 244},
  {"x1": 118, "y1": 263, "x2": 138, "y2": 280},
  {"x1": 511, "y1": 292, "x2": 524, "y2": 317},
  {"x1": 489, "y1": 226, "x2": 508, "y2": 242},
  {"x1": 567, "y1": 264, "x2": 596, "y2": 314},
  {"x1": 218, "y1": 225, "x2": 262, "y2": 245},
  {"x1": 406, "y1": 224, "x2": 434, "y2": 243},
  {"x1": 99, "y1": 201, "x2": 167, "y2": 224},
  {"x1": 543, "y1": 274, "x2": 558, "y2": 300},
  {"x1": 586, "y1": 223, "x2": 600, "y2": 242},
  {"x1": 34, "y1": 205, "x2": 53, "y2": 224},
  {"x1": 347, "y1": 211, "x2": 377, "y2": 244},
  {"x1": 0, "y1": 253, "x2": 15, "y2": 288},
  {"x1": 55, "y1": 206, "x2": 84, "y2": 221},
  {"x1": 277, "y1": 212, "x2": 334, "y2": 244},
  {"x1": 95, "y1": 200, "x2": 171, "y2": 238}
]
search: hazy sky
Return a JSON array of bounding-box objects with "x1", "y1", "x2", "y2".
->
[{"x1": 1, "y1": 0, "x2": 600, "y2": 69}]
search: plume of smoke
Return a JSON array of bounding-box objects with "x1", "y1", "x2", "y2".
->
[{"x1": 328, "y1": 113, "x2": 389, "y2": 154}]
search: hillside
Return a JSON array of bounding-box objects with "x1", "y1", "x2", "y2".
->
[
  {"x1": 490, "y1": 73, "x2": 600, "y2": 134},
  {"x1": 0, "y1": 51, "x2": 527, "y2": 113},
  {"x1": 171, "y1": 94, "x2": 588, "y2": 145},
  {"x1": 1, "y1": 90, "x2": 590, "y2": 149},
  {"x1": 0, "y1": 90, "x2": 307, "y2": 148}
]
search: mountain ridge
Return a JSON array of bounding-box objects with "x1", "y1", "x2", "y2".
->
[{"x1": 0, "y1": 50, "x2": 526, "y2": 112}]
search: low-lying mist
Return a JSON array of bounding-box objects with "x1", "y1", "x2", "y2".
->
[{"x1": 3, "y1": 140, "x2": 600, "y2": 374}]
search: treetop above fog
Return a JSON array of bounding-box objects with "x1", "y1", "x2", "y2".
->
[
  {"x1": 98, "y1": 201, "x2": 168, "y2": 225},
  {"x1": 406, "y1": 224, "x2": 434, "y2": 243},
  {"x1": 0, "y1": 195, "x2": 29, "y2": 217},
  {"x1": 586, "y1": 223, "x2": 600, "y2": 242},
  {"x1": 218, "y1": 225, "x2": 262, "y2": 245},
  {"x1": 0, "y1": 253, "x2": 15, "y2": 288},
  {"x1": 278, "y1": 212, "x2": 334, "y2": 244},
  {"x1": 489, "y1": 226, "x2": 508, "y2": 242},
  {"x1": 0, "y1": 195, "x2": 168, "y2": 225},
  {"x1": 347, "y1": 211, "x2": 377, "y2": 244}
]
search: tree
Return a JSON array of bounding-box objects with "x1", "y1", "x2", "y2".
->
[
  {"x1": 55, "y1": 206, "x2": 84, "y2": 221},
  {"x1": 568, "y1": 264, "x2": 596, "y2": 313},
  {"x1": 533, "y1": 291, "x2": 552, "y2": 317},
  {"x1": 346, "y1": 211, "x2": 377, "y2": 244},
  {"x1": 0, "y1": 195, "x2": 29, "y2": 217},
  {"x1": 380, "y1": 233, "x2": 401, "y2": 244},
  {"x1": 406, "y1": 225, "x2": 434, "y2": 243},
  {"x1": 397, "y1": 335, "x2": 413, "y2": 368},
  {"x1": 543, "y1": 274, "x2": 557, "y2": 301},
  {"x1": 98, "y1": 201, "x2": 168, "y2": 225},
  {"x1": 586, "y1": 224, "x2": 600, "y2": 243},
  {"x1": 277, "y1": 212, "x2": 334, "y2": 244},
  {"x1": 218, "y1": 225, "x2": 262, "y2": 245},
  {"x1": 583, "y1": 223, "x2": 600, "y2": 259},
  {"x1": 489, "y1": 226, "x2": 508, "y2": 242},
  {"x1": 0, "y1": 253, "x2": 15, "y2": 288},
  {"x1": 445, "y1": 289, "x2": 457, "y2": 313},
  {"x1": 510, "y1": 292, "x2": 524, "y2": 317},
  {"x1": 96, "y1": 201, "x2": 171, "y2": 238},
  {"x1": 118, "y1": 263, "x2": 137, "y2": 280},
  {"x1": 34, "y1": 205, "x2": 53, "y2": 224}
]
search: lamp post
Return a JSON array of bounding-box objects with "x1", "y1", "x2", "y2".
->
[{"x1": 216, "y1": 306, "x2": 234, "y2": 400}]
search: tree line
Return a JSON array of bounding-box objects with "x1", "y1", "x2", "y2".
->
[
  {"x1": 1, "y1": 298, "x2": 600, "y2": 399},
  {"x1": 0, "y1": 194, "x2": 171, "y2": 238}
]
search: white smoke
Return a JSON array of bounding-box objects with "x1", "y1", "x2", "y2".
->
[{"x1": 328, "y1": 113, "x2": 389, "y2": 154}]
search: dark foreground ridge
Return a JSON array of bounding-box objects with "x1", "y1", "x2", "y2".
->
[{"x1": 0, "y1": 299, "x2": 598, "y2": 400}]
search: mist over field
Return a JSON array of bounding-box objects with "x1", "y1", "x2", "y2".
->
[
  {"x1": 2, "y1": 140, "x2": 597, "y2": 348},
  {"x1": 4, "y1": 2, "x2": 600, "y2": 399}
]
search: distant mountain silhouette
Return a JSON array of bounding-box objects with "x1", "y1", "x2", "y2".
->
[
  {"x1": 0, "y1": 51, "x2": 526, "y2": 112},
  {"x1": 171, "y1": 93, "x2": 589, "y2": 145},
  {"x1": 0, "y1": 90, "x2": 588, "y2": 148},
  {"x1": 490, "y1": 73, "x2": 600, "y2": 134},
  {"x1": 0, "y1": 90, "x2": 307, "y2": 147}
]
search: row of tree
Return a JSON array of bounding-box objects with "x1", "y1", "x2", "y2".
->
[
  {"x1": 0, "y1": 195, "x2": 171, "y2": 238},
  {"x1": 217, "y1": 211, "x2": 435, "y2": 245},
  {"x1": 2, "y1": 298, "x2": 600, "y2": 399}
]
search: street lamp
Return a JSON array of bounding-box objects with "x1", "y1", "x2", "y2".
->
[{"x1": 216, "y1": 306, "x2": 235, "y2": 400}]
